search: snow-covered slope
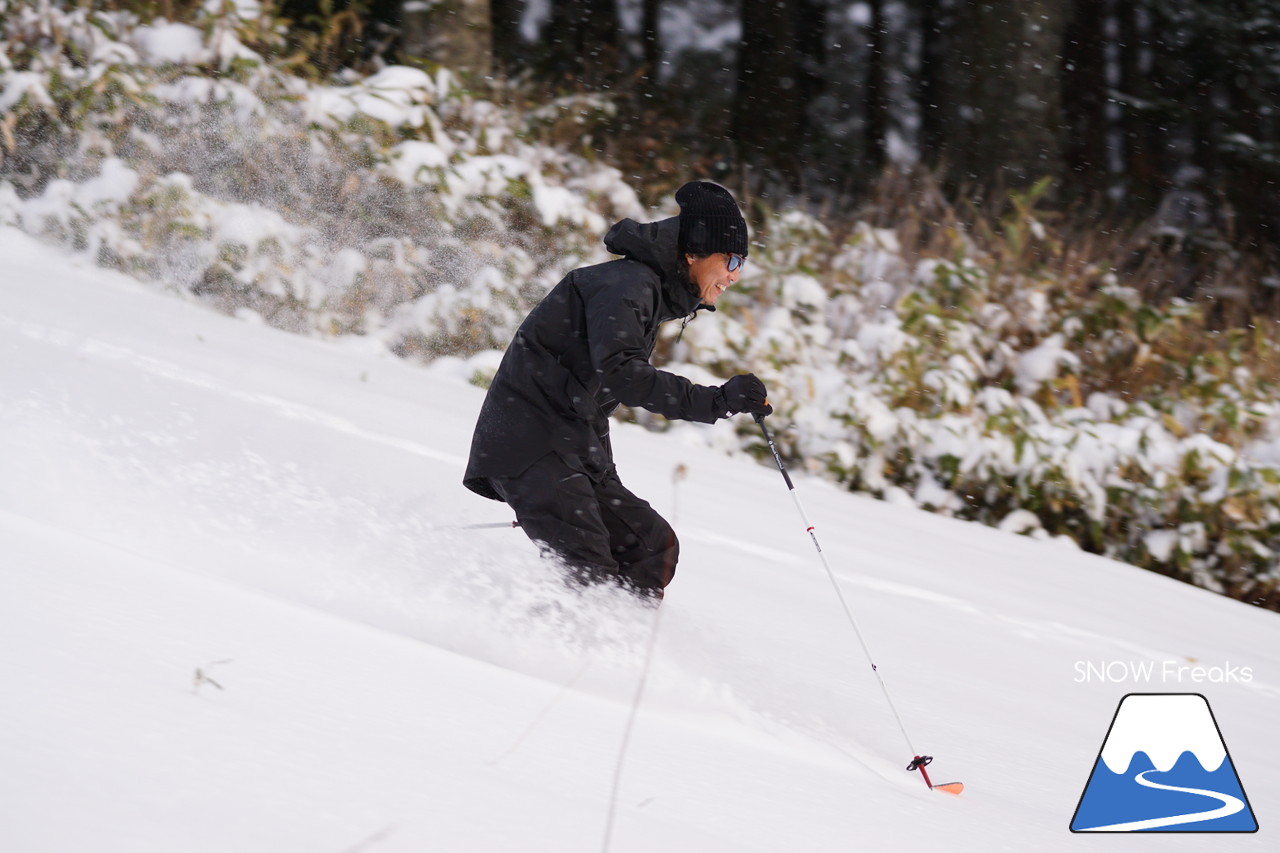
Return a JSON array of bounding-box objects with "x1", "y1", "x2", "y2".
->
[{"x1": 2, "y1": 225, "x2": 1276, "y2": 851}]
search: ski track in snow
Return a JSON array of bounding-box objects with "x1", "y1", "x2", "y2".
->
[
  {"x1": 0, "y1": 313, "x2": 466, "y2": 468},
  {"x1": 695, "y1": 521, "x2": 1280, "y2": 700}
]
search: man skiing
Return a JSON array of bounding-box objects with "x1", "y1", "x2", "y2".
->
[{"x1": 463, "y1": 181, "x2": 772, "y2": 600}]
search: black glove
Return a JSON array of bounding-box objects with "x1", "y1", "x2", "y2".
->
[{"x1": 719, "y1": 373, "x2": 773, "y2": 416}]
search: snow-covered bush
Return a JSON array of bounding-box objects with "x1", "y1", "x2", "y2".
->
[
  {"x1": 0, "y1": 0, "x2": 641, "y2": 352},
  {"x1": 672, "y1": 204, "x2": 1280, "y2": 608}
]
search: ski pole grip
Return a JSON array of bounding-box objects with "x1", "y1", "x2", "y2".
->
[{"x1": 755, "y1": 412, "x2": 796, "y2": 491}]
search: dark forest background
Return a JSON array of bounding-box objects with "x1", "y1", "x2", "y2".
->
[{"x1": 190, "y1": 1, "x2": 1280, "y2": 313}]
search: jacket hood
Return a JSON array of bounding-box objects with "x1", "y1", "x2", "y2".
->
[{"x1": 604, "y1": 217, "x2": 706, "y2": 316}]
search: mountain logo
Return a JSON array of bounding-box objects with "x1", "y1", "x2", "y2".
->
[{"x1": 1070, "y1": 693, "x2": 1258, "y2": 832}]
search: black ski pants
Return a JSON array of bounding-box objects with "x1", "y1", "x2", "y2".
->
[{"x1": 489, "y1": 453, "x2": 678, "y2": 598}]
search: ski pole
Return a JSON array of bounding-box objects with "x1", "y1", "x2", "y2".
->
[
  {"x1": 752, "y1": 414, "x2": 921, "y2": 760},
  {"x1": 461, "y1": 520, "x2": 522, "y2": 530},
  {"x1": 427, "y1": 520, "x2": 522, "y2": 531}
]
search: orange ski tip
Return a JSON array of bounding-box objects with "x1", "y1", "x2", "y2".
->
[{"x1": 932, "y1": 782, "x2": 964, "y2": 795}]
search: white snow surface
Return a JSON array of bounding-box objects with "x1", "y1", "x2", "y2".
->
[{"x1": 1, "y1": 225, "x2": 1277, "y2": 851}]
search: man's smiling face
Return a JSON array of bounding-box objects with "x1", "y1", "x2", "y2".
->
[{"x1": 687, "y1": 252, "x2": 745, "y2": 305}]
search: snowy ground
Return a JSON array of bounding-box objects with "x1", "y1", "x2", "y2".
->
[{"x1": 2, "y1": 224, "x2": 1276, "y2": 851}]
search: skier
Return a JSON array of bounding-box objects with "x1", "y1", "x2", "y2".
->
[{"x1": 463, "y1": 181, "x2": 772, "y2": 600}]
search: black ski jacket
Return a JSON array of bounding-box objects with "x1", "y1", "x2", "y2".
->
[{"x1": 463, "y1": 216, "x2": 728, "y2": 501}]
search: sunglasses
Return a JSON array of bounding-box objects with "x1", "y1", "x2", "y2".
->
[{"x1": 726, "y1": 253, "x2": 746, "y2": 273}]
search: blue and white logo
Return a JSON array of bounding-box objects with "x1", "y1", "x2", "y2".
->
[{"x1": 1070, "y1": 693, "x2": 1258, "y2": 832}]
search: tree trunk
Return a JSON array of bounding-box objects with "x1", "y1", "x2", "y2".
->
[
  {"x1": 401, "y1": 0, "x2": 493, "y2": 75},
  {"x1": 1117, "y1": 2, "x2": 1165, "y2": 210},
  {"x1": 917, "y1": 0, "x2": 950, "y2": 165},
  {"x1": 640, "y1": 0, "x2": 661, "y2": 93},
  {"x1": 490, "y1": 0, "x2": 523, "y2": 75},
  {"x1": 864, "y1": 0, "x2": 889, "y2": 176},
  {"x1": 945, "y1": 0, "x2": 1069, "y2": 194},
  {"x1": 733, "y1": 0, "x2": 814, "y2": 187},
  {"x1": 1221, "y1": 10, "x2": 1278, "y2": 248},
  {"x1": 543, "y1": 0, "x2": 622, "y2": 88},
  {"x1": 1062, "y1": 0, "x2": 1110, "y2": 197}
]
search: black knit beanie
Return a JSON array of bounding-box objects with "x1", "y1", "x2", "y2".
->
[{"x1": 676, "y1": 181, "x2": 748, "y2": 257}]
